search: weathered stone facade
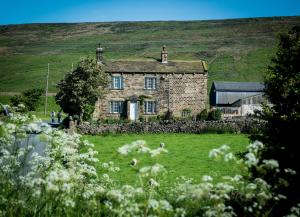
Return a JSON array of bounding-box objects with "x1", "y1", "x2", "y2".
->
[{"x1": 93, "y1": 46, "x2": 208, "y2": 121}]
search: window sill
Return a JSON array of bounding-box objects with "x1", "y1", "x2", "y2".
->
[{"x1": 144, "y1": 88, "x2": 157, "y2": 91}]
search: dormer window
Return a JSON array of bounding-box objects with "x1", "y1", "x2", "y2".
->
[
  {"x1": 145, "y1": 77, "x2": 156, "y2": 90},
  {"x1": 111, "y1": 76, "x2": 123, "y2": 89}
]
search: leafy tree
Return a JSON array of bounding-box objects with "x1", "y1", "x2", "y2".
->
[
  {"x1": 56, "y1": 57, "x2": 108, "y2": 120},
  {"x1": 251, "y1": 27, "x2": 300, "y2": 216},
  {"x1": 10, "y1": 88, "x2": 43, "y2": 111}
]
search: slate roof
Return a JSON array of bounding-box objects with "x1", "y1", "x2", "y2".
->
[
  {"x1": 213, "y1": 81, "x2": 265, "y2": 92},
  {"x1": 104, "y1": 59, "x2": 207, "y2": 74}
]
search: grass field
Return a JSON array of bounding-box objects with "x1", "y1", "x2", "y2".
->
[
  {"x1": 1, "y1": 16, "x2": 299, "y2": 92},
  {"x1": 84, "y1": 133, "x2": 249, "y2": 187}
]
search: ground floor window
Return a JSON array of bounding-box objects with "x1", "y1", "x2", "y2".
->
[
  {"x1": 109, "y1": 101, "x2": 124, "y2": 113},
  {"x1": 144, "y1": 101, "x2": 156, "y2": 114}
]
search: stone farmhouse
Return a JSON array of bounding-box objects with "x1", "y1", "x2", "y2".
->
[{"x1": 93, "y1": 45, "x2": 208, "y2": 121}]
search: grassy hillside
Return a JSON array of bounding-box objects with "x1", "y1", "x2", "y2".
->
[{"x1": 0, "y1": 16, "x2": 299, "y2": 92}]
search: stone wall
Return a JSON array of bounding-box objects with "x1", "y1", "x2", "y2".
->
[
  {"x1": 93, "y1": 72, "x2": 207, "y2": 119},
  {"x1": 78, "y1": 119, "x2": 264, "y2": 135}
]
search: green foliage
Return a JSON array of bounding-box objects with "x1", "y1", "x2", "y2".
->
[
  {"x1": 22, "y1": 88, "x2": 44, "y2": 111},
  {"x1": 251, "y1": 26, "x2": 300, "y2": 216},
  {"x1": 10, "y1": 95, "x2": 24, "y2": 107},
  {"x1": 207, "y1": 109, "x2": 222, "y2": 121},
  {"x1": 98, "y1": 117, "x2": 130, "y2": 124},
  {"x1": 196, "y1": 109, "x2": 209, "y2": 121},
  {"x1": 162, "y1": 110, "x2": 174, "y2": 121},
  {"x1": 10, "y1": 88, "x2": 43, "y2": 111},
  {"x1": 55, "y1": 57, "x2": 108, "y2": 120},
  {"x1": 147, "y1": 115, "x2": 161, "y2": 123}
]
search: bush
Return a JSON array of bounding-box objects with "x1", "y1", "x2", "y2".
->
[
  {"x1": 10, "y1": 95, "x2": 24, "y2": 107},
  {"x1": 162, "y1": 110, "x2": 174, "y2": 121},
  {"x1": 22, "y1": 88, "x2": 44, "y2": 111},
  {"x1": 208, "y1": 109, "x2": 222, "y2": 121},
  {"x1": 196, "y1": 109, "x2": 209, "y2": 121},
  {"x1": 10, "y1": 88, "x2": 44, "y2": 111}
]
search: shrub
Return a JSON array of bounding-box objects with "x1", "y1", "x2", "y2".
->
[
  {"x1": 208, "y1": 109, "x2": 222, "y2": 121},
  {"x1": 162, "y1": 110, "x2": 174, "y2": 121},
  {"x1": 196, "y1": 109, "x2": 209, "y2": 121},
  {"x1": 22, "y1": 88, "x2": 44, "y2": 111},
  {"x1": 10, "y1": 95, "x2": 24, "y2": 107},
  {"x1": 10, "y1": 88, "x2": 43, "y2": 111}
]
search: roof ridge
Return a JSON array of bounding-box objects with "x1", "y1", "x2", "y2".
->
[{"x1": 106, "y1": 59, "x2": 203, "y2": 62}]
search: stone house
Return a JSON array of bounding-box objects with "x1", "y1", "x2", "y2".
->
[{"x1": 93, "y1": 45, "x2": 208, "y2": 121}]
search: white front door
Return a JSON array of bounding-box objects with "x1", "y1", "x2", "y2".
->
[{"x1": 129, "y1": 102, "x2": 137, "y2": 121}]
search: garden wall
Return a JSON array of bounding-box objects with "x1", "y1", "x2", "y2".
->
[{"x1": 77, "y1": 119, "x2": 265, "y2": 135}]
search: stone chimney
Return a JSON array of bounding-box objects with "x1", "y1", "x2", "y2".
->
[
  {"x1": 161, "y1": 45, "x2": 168, "y2": 64},
  {"x1": 96, "y1": 43, "x2": 104, "y2": 65}
]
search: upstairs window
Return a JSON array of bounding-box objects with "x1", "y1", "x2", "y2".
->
[
  {"x1": 145, "y1": 77, "x2": 156, "y2": 90},
  {"x1": 109, "y1": 101, "x2": 124, "y2": 113},
  {"x1": 111, "y1": 76, "x2": 123, "y2": 89},
  {"x1": 144, "y1": 101, "x2": 156, "y2": 114}
]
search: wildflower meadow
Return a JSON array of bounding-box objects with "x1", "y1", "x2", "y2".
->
[{"x1": 1, "y1": 107, "x2": 298, "y2": 217}]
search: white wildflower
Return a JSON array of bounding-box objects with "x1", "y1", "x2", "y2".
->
[
  {"x1": 159, "y1": 200, "x2": 173, "y2": 211},
  {"x1": 245, "y1": 152, "x2": 259, "y2": 166},
  {"x1": 151, "y1": 163, "x2": 165, "y2": 175},
  {"x1": 107, "y1": 189, "x2": 124, "y2": 202},
  {"x1": 209, "y1": 148, "x2": 221, "y2": 158},
  {"x1": 202, "y1": 175, "x2": 213, "y2": 182},
  {"x1": 149, "y1": 147, "x2": 168, "y2": 157},
  {"x1": 284, "y1": 168, "x2": 297, "y2": 175},
  {"x1": 224, "y1": 152, "x2": 236, "y2": 162},
  {"x1": 148, "y1": 199, "x2": 159, "y2": 210},
  {"x1": 247, "y1": 141, "x2": 264, "y2": 153},
  {"x1": 262, "y1": 159, "x2": 279, "y2": 169},
  {"x1": 149, "y1": 178, "x2": 159, "y2": 187}
]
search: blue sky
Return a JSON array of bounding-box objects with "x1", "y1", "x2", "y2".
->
[{"x1": 1, "y1": 0, "x2": 299, "y2": 25}]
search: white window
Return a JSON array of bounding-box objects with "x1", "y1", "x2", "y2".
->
[
  {"x1": 112, "y1": 76, "x2": 123, "y2": 89},
  {"x1": 144, "y1": 101, "x2": 156, "y2": 114},
  {"x1": 110, "y1": 101, "x2": 124, "y2": 113},
  {"x1": 145, "y1": 77, "x2": 156, "y2": 90}
]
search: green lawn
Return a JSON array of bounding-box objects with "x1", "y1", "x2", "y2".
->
[{"x1": 84, "y1": 133, "x2": 249, "y2": 187}]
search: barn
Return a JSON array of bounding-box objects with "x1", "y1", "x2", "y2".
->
[{"x1": 210, "y1": 81, "x2": 267, "y2": 117}]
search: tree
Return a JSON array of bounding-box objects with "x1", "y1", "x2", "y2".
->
[
  {"x1": 251, "y1": 27, "x2": 300, "y2": 216},
  {"x1": 10, "y1": 88, "x2": 43, "y2": 111},
  {"x1": 56, "y1": 57, "x2": 108, "y2": 121}
]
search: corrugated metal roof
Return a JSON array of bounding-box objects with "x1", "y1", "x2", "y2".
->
[{"x1": 213, "y1": 81, "x2": 265, "y2": 92}]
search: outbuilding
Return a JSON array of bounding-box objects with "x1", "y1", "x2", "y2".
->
[{"x1": 210, "y1": 81, "x2": 267, "y2": 117}]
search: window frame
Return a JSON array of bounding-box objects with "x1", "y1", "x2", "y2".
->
[
  {"x1": 111, "y1": 76, "x2": 124, "y2": 90},
  {"x1": 144, "y1": 101, "x2": 156, "y2": 114},
  {"x1": 144, "y1": 77, "x2": 157, "y2": 90},
  {"x1": 109, "y1": 101, "x2": 124, "y2": 114}
]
